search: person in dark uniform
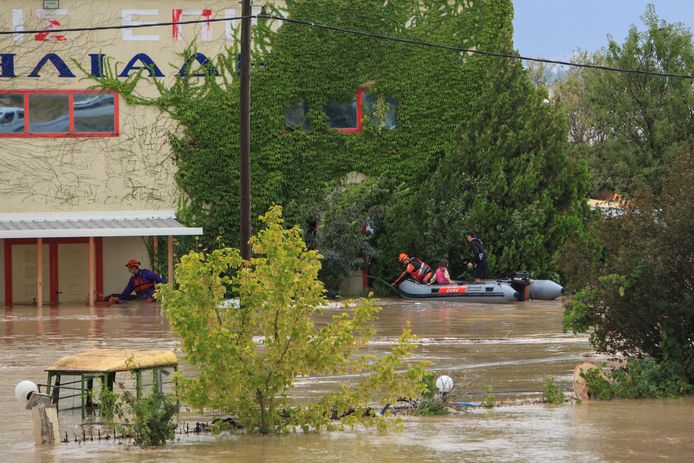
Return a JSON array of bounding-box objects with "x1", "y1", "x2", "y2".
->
[{"x1": 466, "y1": 231, "x2": 488, "y2": 283}]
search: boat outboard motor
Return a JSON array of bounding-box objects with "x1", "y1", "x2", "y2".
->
[{"x1": 510, "y1": 272, "x2": 531, "y2": 301}]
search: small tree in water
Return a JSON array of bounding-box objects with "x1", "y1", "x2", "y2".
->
[{"x1": 158, "y1": 206, "x2": 428, "y2": 433}]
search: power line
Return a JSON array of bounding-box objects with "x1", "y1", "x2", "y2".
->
[
  {"x1": 2, "y1": 13, "x2": 693, "y2": 80},
  {"x1": 266, "y1": 15, "x2": 694, "y2": 80}
]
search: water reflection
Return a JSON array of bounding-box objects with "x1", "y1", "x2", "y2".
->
[{"x1": 1, "y1": 299, "x2": 692, "y2": 462}]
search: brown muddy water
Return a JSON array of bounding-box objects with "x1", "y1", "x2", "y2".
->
[{"x1": 1, "y1": 299, "x2": 692, "y2": 463}]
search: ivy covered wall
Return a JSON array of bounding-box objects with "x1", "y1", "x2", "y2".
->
[
  {"x1": 95, "y1": 0, "x2": 589, "y2": 284},
  {"x1": 155, "y1": 0, "x2": 516, "y2": 241}
]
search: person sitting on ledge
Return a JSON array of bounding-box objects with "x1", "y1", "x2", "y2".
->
[{"x1": 109, "y1": 259, "x2": 165, "y2": 303}]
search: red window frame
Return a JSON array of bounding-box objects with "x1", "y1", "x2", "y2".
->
[
  {"x1": 335, "y1": 88, "x2": 365, "y2": 134},
  {"x1": 0, "y1": 89, "x2": 119, "y2": 138}
]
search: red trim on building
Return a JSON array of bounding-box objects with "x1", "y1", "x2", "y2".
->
[
  {"x1": 113, "y1": 92, "x2": 120, "y2": 135},
  {"x1": 68, "y1": 93, "x2": 75, "y2": 133},
  {"x1": 0, "y1": 89, "x2": 119, "y2": 138},
  {"x1": 49, "y1": 242, "x2": 59, "y2": 305},
  {"x1": 336, "y1": 88, "x2": 365, "y2": 134},
  {"x1": 95, "y1": 237, "x2": 104, "y2": 295},
  {"x1": 4, "y1": 240, "x2": 12, "y2": 307}
]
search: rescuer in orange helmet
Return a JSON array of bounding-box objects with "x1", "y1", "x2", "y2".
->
[
  {"x1": 108, "y1": 258, "x2": 165, "y2": 303},
  {"x1": 392, "y1": 253, "x2": 435, "y2": 286}
]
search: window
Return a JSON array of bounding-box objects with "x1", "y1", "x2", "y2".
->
[
  {"x1": 362, "y1": 91, "x2": 398, "y2": 130},
  {"x1": 0, "y1": 95, "x2": 25, "y2": 134},
  {"x1": 324, "y1": 89, "x2": 363, "y2": 133},
  {"x1": 284, "y1": 100, "x2": 310, "y2": 130},
  {"x1": 283, "y1": 88, "x2": 398, "y2": 134},
  {"x1": 0, "y1": 90, "x2": 118, "y2": 137}
]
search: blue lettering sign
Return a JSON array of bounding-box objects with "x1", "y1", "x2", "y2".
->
[
  {"x1": 118, "y1": 53, "x2": 164, "y2": 78},
  {"x1": 89, "y1": 53, "x2": 106, "y2": 78},
  {"x1": 28, "y1": 53, "x2": 76, "y2": 78},
  {"x1": 0, "y1": 54, "x2": 16, "y2": 78},
  {"x1": 178, "y1": 52, "x2": 219, "y2": 77}
]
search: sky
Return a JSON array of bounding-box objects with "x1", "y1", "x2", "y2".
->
[{"x1": 512, "y1": 0, "x2": 694, "y2": 61}]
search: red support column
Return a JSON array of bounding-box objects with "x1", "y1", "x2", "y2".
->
[
  {"x1": 49, "y1": 242, "x2": 59, "y2": 305},
  {"x1": 37, "y1": 238, "x2": 43, "y2": 307},
  {"x1": 4, "y1": 240, "x2": 12, "y2": 307},
  {"x1": 95, "y1": 237, "x2": 103, "y2": 295},
  {"x1": 88, "y1": 237, "x2": 95, "y2": 307}
]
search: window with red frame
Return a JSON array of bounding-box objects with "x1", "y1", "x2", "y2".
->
[
  {"x1": 0, "y1": 90, "x2": 119, "y2": 137},
  {"x1": 289, "y1": 88, "x2": 397, "y2": 134},
  {"x1": 324, "y1": 89, "x2": 364, "y2": 133}
]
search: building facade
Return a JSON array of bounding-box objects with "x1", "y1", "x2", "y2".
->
[{"x1": 0, "y1": 1, "x2": 273, "y2": 304}]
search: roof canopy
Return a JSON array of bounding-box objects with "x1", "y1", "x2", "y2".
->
[
  {"x1": 47, "y1": 349, "x2": 178, "y2": 373},
  {"x1": 0, "y1": 210, "x2": 203, "y2": 239}
]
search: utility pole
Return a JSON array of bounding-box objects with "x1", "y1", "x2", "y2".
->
[{"x1": 239, "y1": 0, "x2": 252, "y2": 260}]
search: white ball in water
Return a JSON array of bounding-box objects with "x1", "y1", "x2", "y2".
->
[
  {"x1": 15, "y1": 380, "x2": 38, "y2": 403},
  {"x1": 435, "y1": 375, "x2": 454, "y2": 393}
]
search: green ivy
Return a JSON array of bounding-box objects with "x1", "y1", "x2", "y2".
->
[{"x1": 89, "y1": 0, "x2": 587, "y2": 284}]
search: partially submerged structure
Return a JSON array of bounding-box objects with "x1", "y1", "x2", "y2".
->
[{"x1": 44, "y1": 349, "x2": 177, "y2": 419}]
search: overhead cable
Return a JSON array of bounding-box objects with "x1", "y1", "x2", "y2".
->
[{"x1": 1, "y1": 14, "x2": 692, "y2": 80}]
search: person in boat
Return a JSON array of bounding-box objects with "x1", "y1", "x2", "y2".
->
[
  {"x1": 466, "y1": 231, "x2": 488, "y2": 283},
  {"x1": 435, "y1": 258, "x2": 453, "y2": 285},
  {"x1": 109, "y1": 259, "x2": 165, "y2": 303},
  {"x1": 392, "y1": 253, "x2": 435, "y2": 286}
]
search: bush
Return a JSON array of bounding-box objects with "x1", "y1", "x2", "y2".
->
[
  {"x1": 480, "y1": 389, "x2": 496, "y2": 409},
  {"x1": 543, "y1": 376, "x2": 565, "y2": 404},
  {"x1": 413, "y1": 372, "x2": 449, "y2": 416},
  {"x1": 104, "y1": 389, "x2": 179, "y2": 447},
  {"x1": 564, "y1": 147, "x2": 694, "y2": 387},
  {"x1": 581, "y1": 368, "x2": 615, "y2": 400}
]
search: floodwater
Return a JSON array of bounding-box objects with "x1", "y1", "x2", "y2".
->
[{"x1": 1, "y1": 299, "x2": 692, "y2": 463}]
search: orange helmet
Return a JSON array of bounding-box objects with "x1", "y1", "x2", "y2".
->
[
  {"x1": 398, "y1": 253, "x2": 409, "y2": 264},
  {"x1": 126, "y1": 259, "x2": 140, "y2": 268}
]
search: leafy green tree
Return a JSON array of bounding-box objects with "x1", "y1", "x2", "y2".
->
[
  {"x1": 564, "y1": 145, "x2": 694, "y2": 385},
  {"x1": 377, "y1": 56, "x2": 590, "y2": 280},
  {"x1": 158, "y1": 206, "x2": 428, "y2": 433},
  {"x1": 315, "y1": 176, "x2": 389, "y2": 296},
  {"x1": 558, "y1": 5, "x2": 694, "y2": 196}
]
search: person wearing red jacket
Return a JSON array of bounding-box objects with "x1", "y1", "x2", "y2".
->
[{"x1": 392, "y1": 253, "x2": 435, "y2": 286}]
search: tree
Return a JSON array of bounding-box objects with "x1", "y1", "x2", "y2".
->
[
  {"x1": 158, "y1": 206, "x2": 428, "y2": 433},
  {"x1": 563, "y1": 5, "x2": 694, "y2": 196},
  {"x1": 315, "y1": 176, "x2": 388, "y2": 296},
  {"x1": 564, "y1": 144, "x2": 694, "y2": 386},
  {"x1": 377, "y1": 56, "x2": 590, "y2": 280}
]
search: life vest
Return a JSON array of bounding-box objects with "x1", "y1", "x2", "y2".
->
[
  {"x1": 407, "y1": 257, "x2": 434, "y2": 283},
  {"x1": 132, "y1": 273, "x2": 156, "y2": 295},
  {"x1": 470, "y1": 237, "x2": 486, "y2": 263},
  {"x1": 435, "y1": 267, "x2": 452, "y2": 284}
]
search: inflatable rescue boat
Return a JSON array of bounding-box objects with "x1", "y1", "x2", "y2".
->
[{"x1": 396, "y1": 272, "x2": 563, "y2": 303}]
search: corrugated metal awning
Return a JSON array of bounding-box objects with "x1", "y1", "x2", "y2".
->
[{"x1": 0, "y1": 210, "x2": 203, "y2": 239}]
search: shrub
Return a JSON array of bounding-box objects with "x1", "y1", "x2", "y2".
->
[{"x1": 543, "y1": 376, "x2": 565, "y2": 404}]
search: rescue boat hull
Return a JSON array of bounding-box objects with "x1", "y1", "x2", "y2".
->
[
  {"x1": 396, "y1": 278, "x2": 563, "y2": 302},
  {"x1": 397, "y1": 279, "x2": 518, "y2": 303}
]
